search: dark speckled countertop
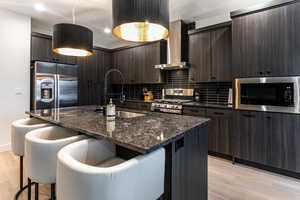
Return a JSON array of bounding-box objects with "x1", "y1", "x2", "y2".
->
[{"x1": 27, "y1": 106, "x2": 210, "y2": 154}]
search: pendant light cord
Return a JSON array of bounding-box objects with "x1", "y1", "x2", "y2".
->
[{"x1": 72, "y1": 0, "x2": 79, "y2": 24}]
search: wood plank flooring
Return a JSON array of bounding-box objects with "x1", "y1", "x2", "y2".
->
[{"x1": 1, "y1": 151, "x2": 300, "y2": 200}]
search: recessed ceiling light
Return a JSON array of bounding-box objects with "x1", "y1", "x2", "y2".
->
[
  {"x1": 34, "y1": 4, "x2": 46, "y2": 12},
  {"x1": 104, "y1": 28, "x2": 111, "y2": 34}
]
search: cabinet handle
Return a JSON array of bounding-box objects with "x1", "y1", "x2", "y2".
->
[
  {"x1": 259, "y1": 72, "x2": 263, "y2": 75},
  {"x1": 266, "y1": 71, "x2": 271, "y2": 75},
  {"x1": 214, "y1": 112, "x2": 224, "y2": 116},
  {"x1": 211, "y1": 77, "x2": 216, "y2": 80},
  {"x1": 88, "y1": 80, "x2": 92, "y2": 88},
  {"x1": 266, "y1": 116, "x2": 272, "y2": 120}
]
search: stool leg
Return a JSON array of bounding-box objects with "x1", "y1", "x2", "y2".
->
[
  {"x1": 35, "y1": 183, "x2": 39, "y2": 200},
  {"x1": 51, "y1": 184, "x2": 56, "y2": 200},
  {"x1": 28, "y1": 178, "x2": 32, "y2": 200},
  {"x1": 20, "y1": 156, "x2": 23, "y2": 190}
]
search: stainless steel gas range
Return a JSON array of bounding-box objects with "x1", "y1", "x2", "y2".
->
[{"x1": 151, "y1": 89, "x2": 193, "y2": 114}]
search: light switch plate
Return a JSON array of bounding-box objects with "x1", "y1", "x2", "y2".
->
[{"x1": 15, "y1": 88, "x2": 23, "y2": 96}]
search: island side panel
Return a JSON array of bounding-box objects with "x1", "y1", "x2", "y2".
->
[{"x1": 171, "y1": 124, "x2": 208, "y2": 200}]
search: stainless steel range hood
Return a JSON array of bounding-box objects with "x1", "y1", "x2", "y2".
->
[{"x1": 154, "y1": 20, "x2": 189, "y2": 70}]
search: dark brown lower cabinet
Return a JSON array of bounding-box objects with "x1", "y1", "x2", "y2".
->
[
  {"x1": 182, "y1": 106, "x2": 206, "y2": 116},
  {"x1": 233, "y1": 111, "x2": 267, "y2": 164},
  {"x1": 233, "y1": 110, "x2": 300, "y2": 173},
  {"x1": 207, "y1": 108, "x2": 232, "y2": 156},
  {"x1": 268, "y1": 113, "x2": 300, "y2": 173},
  {"x1": 170, "y1": 125, "x2": 208, "y2": 200},
  {"x1": 114, "y1": 100, "x2": 151, "y2": 111}
]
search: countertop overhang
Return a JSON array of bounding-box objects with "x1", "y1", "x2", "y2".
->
[{"x1": 27, "y1": 106, "x2": 210, "y2": 154}]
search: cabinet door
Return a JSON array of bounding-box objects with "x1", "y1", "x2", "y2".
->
[
  {"x1": 77, "y1": 57, "x2": 89, "y2": 105},
  {"x1": 77, "y1": 52, "x2": 96, "y2": 105},
  {"x1": 78, "y1": 49, "x2": 111, "y2": 105},
  {"x1": 211, "y1": 27, "x2": 232, "y2": 82},
  {"x1": 232, "y1": 5, "x2": 293, "y2": 78},
  {"x1": 289, "y1": 2, "x2": 300, "y2": 76},
  {"x1": 112, "y1": 51, "x2": 126, "y2": 84},
  {"x1": 124, "y1": 48, "x2": 138, "y2": 84},
  {"x1": 233, "y1": 111, "x2": 266, "y2": 163},
  {"x1": 54, "y1": 53, "x2": 76, "y2": 65},
  {"x1": 232, "y1": 15, "x2": 264, "y2": 78},
  {"x1": 263, "y1": 6, "x2": 291, "y2": 77},
  {"x1": 31, "y1": 36, "x2": 53, "y2": 62},
  {"x1": 143, "y1": 43, "x2": 164, "y2": 83},
  {"x1": 189, "y1": 31, "x2": 211, "y2": 82},
  {"x1": 269, "y1": 113, "x2": 300, "y2": 173},
  {"x1": 207, "y1": 113, "x2": 218, "y2": 153},
  {"x1": 207, "y1": 109, "x2": 232, "y2": 155},
  {"x1": 98, "y1": 51, "x2": 112, "y2": 105},
  {"x1": 31, "y1": 35, "x2": 76, "y2": 64},
  {"x1": 182, "y1": 106, "x2": 206, "y2": 116}
]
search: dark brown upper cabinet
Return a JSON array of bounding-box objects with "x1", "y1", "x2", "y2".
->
[
  {"x1": 189, "y1": 31, "x2": 211, "y2": 82},
  {"x1": 77, "y1": 49, "x2": 112, "y2": 106},
  {"x1": 211, "y1": 26, "x2": 232, "y2": 82},
  {"x1": 111, "y1": 41, "x2": 166, "y2": 84},
  {"x1": 31, "y1": 33, "x2": 76, "y2": 65},
  {"x1": 189, "y1": 24, "x2": 232, "y2": 83},
  {"x1": 232, "y1": 1, "x2": 300, "y2": 78}
]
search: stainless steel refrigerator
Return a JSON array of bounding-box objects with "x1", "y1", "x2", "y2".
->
[{"x1": 31, "y1": 61, "x2": 78, "y2": 110}]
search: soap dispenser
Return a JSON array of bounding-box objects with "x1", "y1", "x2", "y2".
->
[{"x1": 106, "y1": 98, "x2": 116, "y2": 121}]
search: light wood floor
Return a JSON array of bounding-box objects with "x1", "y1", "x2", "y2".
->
[{"x1": 1, "y1": 151, "x2": 300, "y2": 200}]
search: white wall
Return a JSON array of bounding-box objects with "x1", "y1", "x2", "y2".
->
[{"x1": 0, "y1": 9, "x2": 31, "y2": 152}]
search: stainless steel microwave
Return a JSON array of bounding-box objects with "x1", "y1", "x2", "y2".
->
[{"x1": 235, "y1": 77, "x2": 300, "y2": 114}]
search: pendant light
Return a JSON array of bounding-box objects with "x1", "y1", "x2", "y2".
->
[
  {"x1": 52, "y1": 0, "x2": 93, "y2": 57},
  {"x1": 112, "y1": 0, "x2": 169, "y2": 42}
]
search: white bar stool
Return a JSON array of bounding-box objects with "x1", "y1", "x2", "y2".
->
[
  {"x1": 57, "y1": 139, "x2": 165, "y2": 200},
  {"x1": 25, "y1": 126, "x2": 86, "y2": 200},
  {"x1": 11, "y1": 118, "x2": 50, "y2": 199}
]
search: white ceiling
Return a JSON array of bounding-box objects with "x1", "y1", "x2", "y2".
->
[{"x1": 0, "y1": 0, "x2": 271, "y2": 49}]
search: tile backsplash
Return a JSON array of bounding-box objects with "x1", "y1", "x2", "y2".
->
[
  {"x1": 111, "y1": 69, "x2": 232, "y2": 104},
  {"x1": 112, "y1": 84, "x2": 164, "y2": 100},
  {"x1": 112, "y1": 81, "x2": 232, "y2": 104}
]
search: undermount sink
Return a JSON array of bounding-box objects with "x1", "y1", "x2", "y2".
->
[{"x1": 116, "y1": 111, "x2": 146, "y2": 119}]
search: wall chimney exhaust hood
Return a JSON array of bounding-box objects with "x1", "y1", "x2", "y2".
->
[{"x1": 154, "y1": 20, "x2": 189, "y2": 70}]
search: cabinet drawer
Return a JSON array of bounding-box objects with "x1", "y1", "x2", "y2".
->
[
  {"x1": 183, "y1": 107, "x2": 206, "y2": 116},
  {"x1": 139, "y1": 103, "x2": 151, "y2": 111},
  {"x1": 123, "y1": 102, "x2": 139, "y2": 109},
  {"x1": 206, "y1": 108, "x2": 232, "y2": 118}
]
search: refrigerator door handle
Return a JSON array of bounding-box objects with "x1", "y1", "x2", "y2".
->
[
  {"x1": 56, "y1": 74, "x2": 60, "y2": 108},
  {"x1": 54, "y1": 74, "x2": 57, "y2": 108}
]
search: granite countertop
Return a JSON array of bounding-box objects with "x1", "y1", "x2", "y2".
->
[
  {"x1": 27, "y1": 106, "x2": 210, "y2": 154},
  {"x1": 183, "y1": 102, "x2": 233, "y2": 109}
]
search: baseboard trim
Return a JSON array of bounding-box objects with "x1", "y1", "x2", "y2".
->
[{"x1": 0, "y1": 143, "x2": 11, "y2": 152}]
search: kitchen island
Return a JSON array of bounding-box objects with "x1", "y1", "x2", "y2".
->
[{"x1": 28, "y1": 105, "x2": 210, "y2": 200}]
